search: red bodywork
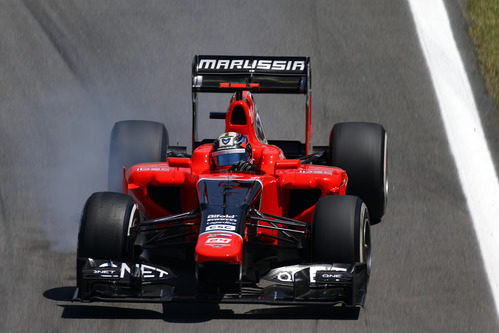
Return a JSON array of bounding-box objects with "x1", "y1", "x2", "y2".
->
[{"x1": 124, "y1": 92, "x2": 346, "y2": 267}]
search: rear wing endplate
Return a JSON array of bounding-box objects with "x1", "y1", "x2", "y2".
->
[{"x1": 191, "y1": 55, "x2": 312, "y2": 154}]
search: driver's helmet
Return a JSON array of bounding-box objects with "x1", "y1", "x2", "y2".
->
[{"x1": 212, "y1": 132, "x2": 252, "y2": 168}]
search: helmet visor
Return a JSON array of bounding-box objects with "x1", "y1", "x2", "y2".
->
[{"x1": 213, "y1": 149, "x2": 247, "y2": 167}]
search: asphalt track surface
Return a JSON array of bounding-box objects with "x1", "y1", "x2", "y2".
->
[{"x1": 0, "y1": 1, "x2": 498, "y2": 332}]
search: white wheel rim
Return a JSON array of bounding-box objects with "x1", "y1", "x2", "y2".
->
[{"x1": 127, "y1": 203, "x2": 138, "y2": 236}]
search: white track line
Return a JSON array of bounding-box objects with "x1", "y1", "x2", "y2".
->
[{"x1": 408, "y1": 0, "x2": 499, "y2": 319}]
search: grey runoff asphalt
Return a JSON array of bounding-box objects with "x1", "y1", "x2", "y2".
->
[{"x1": 0, "y1": 1, "x2": 497, "y2": 332}]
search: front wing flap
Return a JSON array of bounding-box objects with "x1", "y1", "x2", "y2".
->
[{"x1": 74, "y1": 259, "x2": 368, "y2": 306}]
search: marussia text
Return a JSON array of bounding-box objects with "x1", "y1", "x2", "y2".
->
[{"x1": 198, "y1": 59, "x2": 305, "y2": 71}]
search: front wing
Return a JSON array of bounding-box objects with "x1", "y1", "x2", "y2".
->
[{"x1": 74, "y1": 259, "x2": 368, "y2": 306}]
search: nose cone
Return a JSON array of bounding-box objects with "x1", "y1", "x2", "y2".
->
[{"x1": 195, "y1": 232, "x2": 243, "y2": 265}]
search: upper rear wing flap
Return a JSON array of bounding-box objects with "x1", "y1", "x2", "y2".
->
[{"x1": 192, "y1": 55, "x2": 310, "y2": 94}]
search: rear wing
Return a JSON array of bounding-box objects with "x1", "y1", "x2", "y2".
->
[
  {"x1": 192, "y1": 55, "x2": 310, "y2": 94},
  {"x1": 191, "y1": 55, "x2": 312, "y2": 154}
]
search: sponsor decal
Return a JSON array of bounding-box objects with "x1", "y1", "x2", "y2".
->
[
  {"x1": 93, "y1": 262, "x2": 119, "y2": 278},
  {"x1": 314, "y1": 270, "x2": 351, "y2": 284},
  {"x1": 205, "y1": 214, "x2": 238, "y2": 232},
  {"x1": 92, "y1": 262, "x2": 169, "y2": 279},
  {"x1": 277, "y1": 272, "x2": 293, "y2": 282},
  {"x1": 198, "y1": 59, "x2": 305, "y2": 72},
  {"x1": 298, "y1": 169, "x2": 333, "y2": 175},
  {"x1": 132, "y1": 264, "x2": 169, "y2": 279},
  {"x1": 92, "y1": 269, "x2": 117, "y2": 277},
  {"x1": 204, "y1": 236, "x2": 233, "y2": 248},
  {"x1": 319, "y1": 273, "x2": 343, "y2": 279},
  {"x1": 206, "y1": 224, "x2": 236, "y2": 231},
  {"x1": 136, "y1": 167, "x2": 169, "y2": 172},
  {"x1": 205, "y1": 237, "x2": 232, "y2": 244},
  {"x1": 262, "y1": 264, "x2": 350, "y2": 284},
  {"x1": 207, "y1": 214, "x2": 237, "y2": 223},
  {"x1": 221, "y1": 138, "x2": 231, "y2": 145}
]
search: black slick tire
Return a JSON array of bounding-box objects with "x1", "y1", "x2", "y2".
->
[
  {"x1": 312, "y1": 195, "x2": 371, "y2": 267},
  {"x1": 76, "y1": 192, "x2": 138, "y2": 284},
  {"x1": 329, "y1": 122, "x2": 387, "y2": 224},
  {"x1": 108, "y1": 120, "x2": 168, "y2": 192}
]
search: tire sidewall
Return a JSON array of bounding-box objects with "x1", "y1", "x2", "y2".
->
[
  {"x1": 77, "y1": 192, "x2": 138, "y2": 283},
  {"x1": 312, "y1": 195, "x2": 370, "y2": 265}
]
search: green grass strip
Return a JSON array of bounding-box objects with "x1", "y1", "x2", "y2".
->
[{"x1": 467, "y1": 0, "x2": 499, "y2": 114}]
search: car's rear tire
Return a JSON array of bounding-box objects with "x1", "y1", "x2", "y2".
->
[
  {"x1": 329, "y1": 122, "x2": 387, "y2": 224},
  {"x1": 108, "y1": 120, "x2": 168, "y2": 192},
  {"x1": 76, "y1": 192, "x2": 138, "y2": 284},
  {"x1": 312, "y1": 195, "x2": 370, "y2": 269}
]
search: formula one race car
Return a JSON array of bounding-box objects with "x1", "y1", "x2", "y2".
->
[{"x1": 74, "y1": 55, "x2": 387, "y2": 307}]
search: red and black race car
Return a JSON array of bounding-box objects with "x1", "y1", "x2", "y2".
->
[{"x1": 74, "y1": 55, "x2": 387, "y2": 307}]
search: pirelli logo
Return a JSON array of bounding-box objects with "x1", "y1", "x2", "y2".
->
[{"x1": 197, "y1": 58, "x2": 306, "y2": 72}]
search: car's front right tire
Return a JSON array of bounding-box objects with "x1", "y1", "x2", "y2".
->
[{"x1": 76, "y1": 192, "x2": 138, "y2": 285}]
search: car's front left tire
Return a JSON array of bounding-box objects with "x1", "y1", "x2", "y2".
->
[{"x1": 311, "y1": 195, "x2": 371, "y2": 270}]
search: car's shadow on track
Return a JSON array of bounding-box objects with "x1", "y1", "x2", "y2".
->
[
  {"x1": 161, "y1": 303, "x2": 360, "y2": 322},
  {"x1": 44, "y1": 287, "x2": 360, "y2": 321},
  {"x1": 44, "y1": 287, "x2": 164, "y2": 320}
]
